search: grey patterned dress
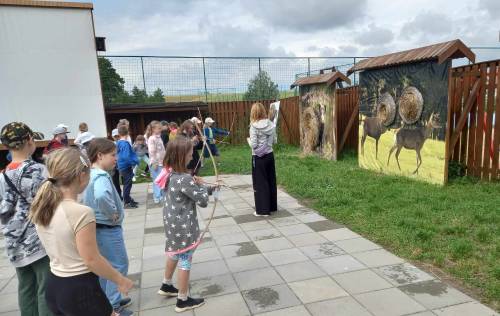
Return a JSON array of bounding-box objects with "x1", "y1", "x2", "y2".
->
[{"x1": 163, "y1": 172, "x2": 212, "y2": 253}]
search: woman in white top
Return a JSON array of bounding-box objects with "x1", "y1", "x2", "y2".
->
[
  {"x1": 249, "y1": 102, "x2": 277, "y2": 217},
  {"x1": 30, "y1": 148, "x2": 133, "y2": 316}
]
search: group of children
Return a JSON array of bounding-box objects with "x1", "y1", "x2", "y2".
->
[{"x1": 0, "y1": 115, "x2": 230, "y2": 314}]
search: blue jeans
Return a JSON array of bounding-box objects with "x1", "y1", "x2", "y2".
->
[
  {"x1": 150, "y1": 165, "x2": 163, "y2": 202},
  {"x1": 96, "y1": 226, "x2": 128, "y2": 309},
  {"x1": 119, "y1": 166, "x2": 134, "y2": 204}
]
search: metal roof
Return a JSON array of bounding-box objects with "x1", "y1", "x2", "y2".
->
[
  {"x1": 347, "y1": 39, "x2": 475, "y2": 75},
  {"x1": 290, "y1": 71, "x2": 351, "y2": 89}
]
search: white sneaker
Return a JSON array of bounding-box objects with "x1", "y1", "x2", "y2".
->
[{"x1": 253, "y1": 211, "x2": 269, "y2": 217}]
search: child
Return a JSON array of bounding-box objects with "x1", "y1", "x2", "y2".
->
[
  {"x1": 133, "y1": 134, "x2": 149, "y2": 179},
  {"x1": 0, "y1": 122, "x2": 51, "y2": 315},
  {"x1": 160, "y1": 120, "x2": 170, "y2": 148},
  {"x1": 179, "y1": 120, "x2": 203, "y2": 176},
  {"x1": 111, "y1": 128, "x2": 122, "y2": 200},
  {"x1": 83, "y1": 138, "x2": 133, "y2": 315},
  {"x1": 44, "y1": 124, "x2": 70, "y2": 154},
  {"x1": 249, "y1": 102, "x2": 277, "y2": 217},
  {"x1": 116, "y1": 125, "x2": 139, "y2": 208},
  {"x1": 158, "y1": 137, "x2": 215, "y2": 313},
  {"x1": 30, "y1": 147, "x2": 133, "y2": 316},
  {"x1": 203, "y1": 117, "x2": 229, "y2": 163},
  {"x1": 147, "y1": 121, "x2": 166, "y2": 204},
  {"x1": 117, "y1": 119, "x2": 133, "y2": 145},
  {"x1": 168, "y1": 122, "x2": 178, "y2": 140},
  {"x1": 76, "y1": 131, "x2": 95, "y2": 158},
  {"x1": 74, "y1": 122, "x2": 89, "y2": 145}
]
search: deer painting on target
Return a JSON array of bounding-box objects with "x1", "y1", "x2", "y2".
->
[{"x1": 348, "y1": 40, "x2": 476, "y2": 184}]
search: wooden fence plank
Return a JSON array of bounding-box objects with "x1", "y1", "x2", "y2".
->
[
  {"x1": 473, "y1": 64, "x2": 487, "y2": 178},
  {"x1": 493, "y1": 63, "x2": 500, "y2": 179},
  {"x1": 483, "y1": 62, "x2": 497, "y2": 179},
  {"x1": 459, "y1": 66, "x2": 471, "y2": 165},
  {"x1": 466, "y1": 64, "x2": 479, "y2": 176}
]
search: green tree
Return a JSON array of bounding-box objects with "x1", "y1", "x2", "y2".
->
[
  {"x1": 130, "y1": 86, "x2": 148, "y2": 103},
  {"x1": 98, "y1": 57, "x2": 129, "y2": 105},
  {"x1": 148, "y1": 88, "x2": 165, "y2": 103},
  {"x1": 243, "y1": 70, "x2": 279, "y2": 101}
]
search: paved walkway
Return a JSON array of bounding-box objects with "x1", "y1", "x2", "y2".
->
[{"x1": 0, "y1": 174, "x2": 498, "y2": 315}]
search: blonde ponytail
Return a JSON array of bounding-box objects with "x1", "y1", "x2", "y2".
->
[
  {"x1": 30, "y1": 180, "x2": 62, "y2": 226},
  {"x1": 30, "y1": 148, "x2": 90, "y2": 227}
]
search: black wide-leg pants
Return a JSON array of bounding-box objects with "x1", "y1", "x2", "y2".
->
[{"x1": 252, "y1": 152, "x2": 277, "y2": 215}]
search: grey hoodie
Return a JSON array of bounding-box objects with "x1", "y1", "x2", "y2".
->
[{"x1": 249, "y1": 119, "x2": 276, "y2": 157}]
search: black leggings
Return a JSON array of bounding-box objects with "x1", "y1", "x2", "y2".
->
[
  {"x1": 45, "y1": 272, "x2": 113, "y2": 316},
  {"x1": 252, "y1": 152, "x2": 277, "y2": 215}
]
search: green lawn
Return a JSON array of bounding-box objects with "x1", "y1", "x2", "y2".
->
[{"x1": 200, "y1": 144, "x2": 500, "y2": 310}]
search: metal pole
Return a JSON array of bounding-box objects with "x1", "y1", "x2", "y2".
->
[
  {"x1": 202, "y1": 57, "x2": 208, "y2": 103},
  {"x1": 140, "y1": 57, "x2": 147, "y2": 93},
  {"x1": 307, "y1": 58, "x2": 310, "y2": 76},
  {"x1": 258, "y1": 58, "x2": 261, "y2": 72}
]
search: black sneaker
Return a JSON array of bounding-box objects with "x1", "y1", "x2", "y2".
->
[
  {"x1": 175, "y1": 297, "x2": 205, "y2": 313},
  {"x1": 119, "y1": 297, "x2": 132, "y2": 308},
  {"x1": 157, "y1": 283, "x2": 179, "y2": 297},
  {"x1": 114, "y1": 307, "x2": 133, "y2": 316},
  {"x1": 124, "y1": 202, "x2": 138, "y2": 209}
]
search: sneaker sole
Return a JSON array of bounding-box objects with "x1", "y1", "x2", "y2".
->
[
  {"x1": 175, "y1": 301, "x2": 205, "y2": 313},
  {"x1": 119, "y1": 301, "x2": 132, "y2": 309},
  {"x1": 157, "y1": 290, "x2": 178, "y2": 297}
]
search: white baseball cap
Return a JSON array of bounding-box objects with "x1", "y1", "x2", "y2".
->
[
  {"x1": 112, "y1": 128, "x2": 119, "y2": 137},
  {"x1": 190, "y1": 117, "x2": 202, "y2": 124},
  {"x1": 205, "y1": 117, "x2": 215, "y2": 124},
  {"x1": 53, "y1": 126, "x2": 70, "y2": 135}
]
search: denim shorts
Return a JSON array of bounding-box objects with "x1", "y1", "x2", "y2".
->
[{"x1": 167, "y1": 250, "x2": 195, "y2": 270}]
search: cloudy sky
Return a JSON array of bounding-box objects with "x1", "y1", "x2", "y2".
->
[{"x1": 90, "y1": 0, "x2": 500, "y2": 60}]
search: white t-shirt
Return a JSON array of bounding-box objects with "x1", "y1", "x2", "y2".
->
[{"x1": 36, "y1": 199, "x2": 95, "y2": 277}]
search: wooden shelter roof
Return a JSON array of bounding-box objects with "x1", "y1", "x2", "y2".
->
[
  {"x1": 0, "y1": 0, "x2": 93, "y2": 9},
  {"x1": 347, "y1": 39, "x2": 475, "y2": 75},
  {"x1": 105, "y1": 102, "x2": 208, "y2": 114},
  {"x1": 291, "y1": 71, "x2": 351, "y2": 89}
]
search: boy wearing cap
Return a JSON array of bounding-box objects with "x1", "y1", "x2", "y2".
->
[
  {"x1": 203, "y1": 117, "x2": 229, "y2": 162},
  {"x1": 0, "y1": 122, "x2": 52, "y2": 316},
  {"x1": 44, "y1": 125, "x2": 70, "y2": 154}
]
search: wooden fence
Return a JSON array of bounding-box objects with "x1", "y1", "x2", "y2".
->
[
  {"x1": 208, "y1": 96, "x2": 300, "y2": 145},
  {"x1": 335, "y1": 86, "x2": 359, "y2": 154},
  {"x1": 446, "y1": 59, "x2": 499, "y2": 181}
]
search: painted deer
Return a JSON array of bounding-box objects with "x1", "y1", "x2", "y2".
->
[
  {"x1": 361, "y1": 116, "x2": 388, "y2": 159},
  {"x1": 387, "y1": 112, "x2": 441, "y2": 174}
]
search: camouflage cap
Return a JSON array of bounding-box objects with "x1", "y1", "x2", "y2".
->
[{"x1": 0, "y1": 122, "x2": 44, "y2": 149}]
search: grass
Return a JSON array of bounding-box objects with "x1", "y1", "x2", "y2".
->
[
  {"x1": 164, "y1": 90, "x2": 297, "y2": 103},
  {"x1": 199, "y1": 144, "x2": 500, "y2": 310},
  {"x1": 360, "y1": 123, "x2": 446, "y2": 184}
]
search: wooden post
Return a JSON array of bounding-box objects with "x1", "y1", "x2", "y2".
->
[{"x1": 444, "y1": 65, "x2": 453, "y2": 184}]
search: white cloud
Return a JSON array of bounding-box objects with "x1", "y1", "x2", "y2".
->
[{"x1": 90, "y1": 0, "x2": 498, "y2": 62}]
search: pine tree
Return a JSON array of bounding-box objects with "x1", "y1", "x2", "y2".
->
[{"x1": 243, "y1": 71, "x2": 279, "y2": 101}]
